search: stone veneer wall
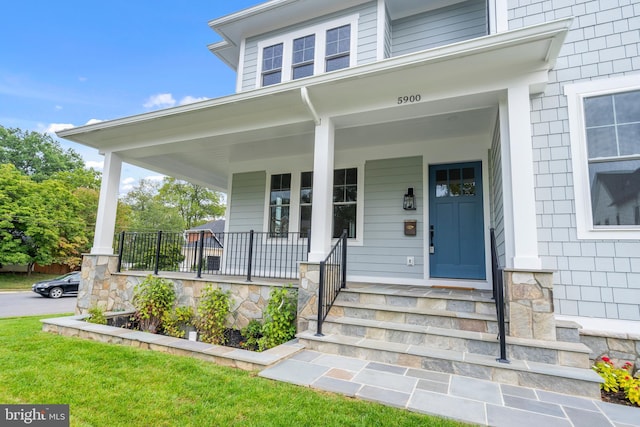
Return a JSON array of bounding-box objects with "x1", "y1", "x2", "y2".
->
[
  {"x1": 580, "y1": 329, "x2": 640, "y2": 370},
  {"x1": 78, "y1": 254, "x2": 292, "y2": 329},
  {"x1": 505, "y1": 269, "x2": 556, "y2": 341}
]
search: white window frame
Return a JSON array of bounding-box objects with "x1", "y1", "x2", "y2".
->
[
  {"x1": 263, "y1": 164, "x2": 364, "y2": 245},
  {"x1": 565, "y1": 75, "x2": 640, "y2": 240},
  {"x1": 255, "y1": 14, "x2": 358, "y2": 88}
]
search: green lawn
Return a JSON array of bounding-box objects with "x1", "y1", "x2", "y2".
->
[
  {"x1": 0, "y1": 272, "x2": 60, "y2": 291},
  {"x1": 0, "y1": 316, "x2": 471, "y2": 427}
]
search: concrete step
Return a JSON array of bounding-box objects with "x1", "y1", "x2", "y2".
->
[
  {"x1": 555, "y1": 319, "x2": 583, "y2": 343},
  {"x1": 307, "y1": 315, "x2": 592, "y2": 368},
  {"x1": 297, "y1": 330, "x2": 603, "y2": 399}
]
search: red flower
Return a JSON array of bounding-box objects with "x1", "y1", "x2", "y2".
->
[{"x1": 602, "y1": 356, "x2": 611, "y2": 362}]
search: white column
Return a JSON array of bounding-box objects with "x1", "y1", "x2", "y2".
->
[
  {"x1": 308, "y1": 118, "x2": 335, "y2": 262},
  {"x1": 91, "y1": 151, "x2": 122, "y2": 255},
  {"x1": 501, "y1": 85, "x2": 541, "y2": 270}
]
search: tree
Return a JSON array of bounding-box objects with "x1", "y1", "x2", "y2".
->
[
  {"x1": 121, "y1": 179, "x2": 184, "y2": 231},
  {"x1": 0, "y1": 126, "x2": 85, "y2": 181},
  {"x1": 157, "y1": 177, "x2": 225, "y2": 229},
  {"x1": 0, "y1": 164, "x2": 87, "y2": 272}
]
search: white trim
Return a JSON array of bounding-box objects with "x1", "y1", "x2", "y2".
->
[
  {"x1": 492, "y1": 0, "x2": 508, "y2": 33},
  {"x1": 565, "y1": 75, "x2": 640, "y2": 240},
  {"x1": 255, "y1": 14, "x2": 359, "y2": 88},
  {"x1": 236, "y1": 38, "x2": 247, "y2": 93},
  {"x1": 376, "y1": 0, "x2": 386, "y2": 61}
]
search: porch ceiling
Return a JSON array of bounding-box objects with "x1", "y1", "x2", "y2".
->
[{"x1": 58, "y1": 19, "x2": 571, "y2": 192}]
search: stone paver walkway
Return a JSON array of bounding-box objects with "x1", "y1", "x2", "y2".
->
[{"x1": 260, "y1": 350, "x2": 640, "y2": 427}]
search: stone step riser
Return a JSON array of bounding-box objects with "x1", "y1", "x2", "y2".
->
[
  {"x1": 337, "y1": 292, "x2": 496, "y2": 317},
  {"x1": 330, "y1": 305, "x2": 502, "y2": 335},
  {"x1": 308, "y1": 319, "x2": 590, "y2": 369},
  {"x1": 298, "y1": 337, "x2": 601, "y2": 399}
]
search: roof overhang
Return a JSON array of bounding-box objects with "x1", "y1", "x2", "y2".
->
[{"x1": 58, "y1": 18, "x2": 572, "y2": 191}]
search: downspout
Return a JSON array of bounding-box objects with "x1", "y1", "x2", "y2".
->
[{"x1": 301, "y1": 87, "x2": 321, "y2": 125}]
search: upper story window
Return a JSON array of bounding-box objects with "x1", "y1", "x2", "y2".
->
[
  {"x1": 262, "y1": 43, "x2": 283, "y2": 87},
  {"x1": 325, "y1": 25, "x2": 351, "y2": 72},
  {"x1": 269, "y1": 173, "x2": 291, "y2": 236},
  {"x1": 254, "y1": 15, "x2": 357, "y2": 88},
  {"x1": 566, "y1": 76, "x2": 640, "y2": 239},
  {"x1": 292, "y1": 35, "x2": 315, "y2": 80}
]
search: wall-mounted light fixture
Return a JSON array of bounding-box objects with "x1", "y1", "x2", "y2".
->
[{"x1": 403, "y1": 187, "x2": 416, "y2": 210}]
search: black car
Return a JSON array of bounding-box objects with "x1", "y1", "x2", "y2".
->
[{"x1": 32, "y1": 272, "x2": 80, "y2": 298}]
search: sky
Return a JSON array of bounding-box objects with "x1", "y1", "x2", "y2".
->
[{"x1": 0, "y1": 0, "x2": 263, "y2": 193}]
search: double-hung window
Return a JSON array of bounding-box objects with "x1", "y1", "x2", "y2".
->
[
  {"x1": 292, "y1": 35, "x2": 315, "y2": 80},
  {"x1": 325, "y1": 24, "x2": 351, "y2": 72},
  {"x1": 299, "y1": 172, "x2": 313, "y2": 237},
  {"x1": 262, "y1": 43, "x2": 283, "y2": 87},
  {"x1": 269, "y1": 173, "x2": 291, "y2": 237},
  {"x1": 566, "y1": 76, "x2": 640, "y2": 239},
  {"x1": 333, "y1": 168, "x2": 357, "y2": 238}
]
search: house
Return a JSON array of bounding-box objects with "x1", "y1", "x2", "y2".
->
[
  {"x1": 182, "y1": 220, "x2": 226, "y2": 272},
  {"x1": 59, "y1": 0, "x2": 640, "y2": 398}
]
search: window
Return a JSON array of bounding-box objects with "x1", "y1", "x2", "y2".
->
[
  {"x1": 566, "y1": 76, "x2": 640, "y2": 239},
  {"x1": 299, "y1": 172, "x2": 313, "y2": 237},
  {"x1": 269, "y1": 173, "x2": 291, "y2": 236},
  {"x1": 585, "y1": 90, "x2": 640, "y2": 227},
  {"x1": 254, "y1": 16, "x2": 356, "y2": 87},
  {"x1": 262, "y1": 43, "x2": 283, "y2": 86},
  {"x1": 325, "y1": 24, "x2": 351, "y2": 72},
  {"x1": 333, "y1": 168, "x2": 357, "y2": 238},
  {"x1": 292, "y1": 35, "x2": 315, "y2": 80}
]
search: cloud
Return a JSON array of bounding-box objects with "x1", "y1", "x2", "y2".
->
[
  {"x1": 45, "y1": 123, "x2": 74, "y2": 134},
  {"x1": 54, "y1": 105, "x2": 63, "y2": 111},
  {"x1": 122, "y1": 177, "x2": 136, "y2": 185},
  {"x1": 79, "y1": 77, "x2": 88, "y2": 82},
  {"x1": 143, "y1": 93, "x2": 176, "y2": 109},
  {"x1": 179, "y1": 96, "x2": 208, "y2": 105},
  {"x1": 145, "y1": 175, "x2": 165, "y2": 182},
  {"x1": 85, "y1": 160, "x2": 104, "y2": 170},
  {"x1": 85, "y1": 119, "x2": 103, "y2": 125}
]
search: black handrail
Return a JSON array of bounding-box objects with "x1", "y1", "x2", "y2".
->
[
  {"x1": 115, "y1": 230, "x2": 307, "y2": 280},
  {"x1": 316, "y1": 230, "x2": 348, "y2": 336},
  {"x1": 490, "y1": 228, "x2": 509, "y2": 363}
]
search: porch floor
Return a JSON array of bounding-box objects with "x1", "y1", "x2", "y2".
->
[{"x1": 260, "y1": 349, "x2": 640, "y2": 427}]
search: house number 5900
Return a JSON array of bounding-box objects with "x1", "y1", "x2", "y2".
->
[{"x1": 397, "y1": 95, "x2": 421, "y2": 104}]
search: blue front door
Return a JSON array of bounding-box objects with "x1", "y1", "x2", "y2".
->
[{"x1": 429, "y1": 162, "x2": 485, "y2": 280}]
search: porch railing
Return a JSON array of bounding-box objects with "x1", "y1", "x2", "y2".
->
[
  {"x1": 115, "y1": 230, "x2": 308, "y2": 281},
  {"x1": 490, "y1": 228, "x2": 509, "y2": 363},
  {"x1": 316, "y1": 230, "x2": 348, "y2": 336}
]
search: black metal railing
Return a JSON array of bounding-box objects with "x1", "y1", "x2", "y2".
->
[
  {"x1": 490, "y1": 228, "x2": 509, "y2": 363},
  {"x1": 115, "y1": 230, "x2": 308, "y2": 280},
  {"x1": 316, "y1": 230, "x2": 348, "y2": 336}
]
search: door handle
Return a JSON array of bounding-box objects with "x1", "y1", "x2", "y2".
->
[{"x1": 429, "y1": 225, "x2": 435, "y2": 254}]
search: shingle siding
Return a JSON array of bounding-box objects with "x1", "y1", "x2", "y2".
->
[{"x1": 509, "y1": 0, "x2": 640, "y2": 320}]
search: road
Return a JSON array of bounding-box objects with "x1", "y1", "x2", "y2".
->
[{"x1": 0, "y1": 291, "x2": 76, "y2": 318}]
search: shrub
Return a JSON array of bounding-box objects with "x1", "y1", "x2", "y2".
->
[
  {"x1": 133, "y1": 275, "x2": 176, "y2": 333},
  {"x1": 196, "y1": 285, "x2": 231, "y2": 345},
  {"x1": 593, "y1": 356, "x2": 640, "y2": 406},
  {"x1": 87, "y1": 306, "x2": 107, "y2": 325},
  {"x1": 258, "y1": 286, "x2": 297, "y2": 351},
  {"x1": 162, "y1": 306, "x2": 194, "y2": 338},
  {"x1": 240, "y1": 319, "x2": 263, "y2": 351}
]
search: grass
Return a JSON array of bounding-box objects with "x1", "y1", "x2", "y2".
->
[
  {"x1": 0, "y1": 272, "x2": 60, "y2": 291},
  {"x1": 0, "y1": 316, "x2": 471, "y2": 427}
]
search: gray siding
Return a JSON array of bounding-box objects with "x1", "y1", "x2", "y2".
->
[
  {"x1": 240, "y1": 2, "x2": 377, "y2": 91},
  {"x1": 228, "y1": 171, "x2": 265, "y2": 232},
  {"x1": 391, "y1": 0, "x2": 488, "y2": 57},
  {"x1": 509, "y1": 0, "x2": 640, "y2": 320},
  {"x1": 489, "y1": 120, "x2": 506, "y2": 267},
  {"x1": 349, "y1": 157, "x2": 424, "y2": 280},
  {"x1": 384, "y1": 6, "x2": 392, "y2": 58}
]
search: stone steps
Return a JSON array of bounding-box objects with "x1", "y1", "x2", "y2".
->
[
  {"x1": 297, "y1": 330, "x2": 602, "y2": 398},
  {"x1": 297, "y1": 283, "x2": 602, "y2": 398},
  {"x1": 306, "y1": 315, "x2": 592, "y2": 368}
]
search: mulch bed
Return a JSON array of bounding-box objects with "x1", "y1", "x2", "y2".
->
[{"x1": 601, "y1": 390, "x2": 639, "y2": 408}]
